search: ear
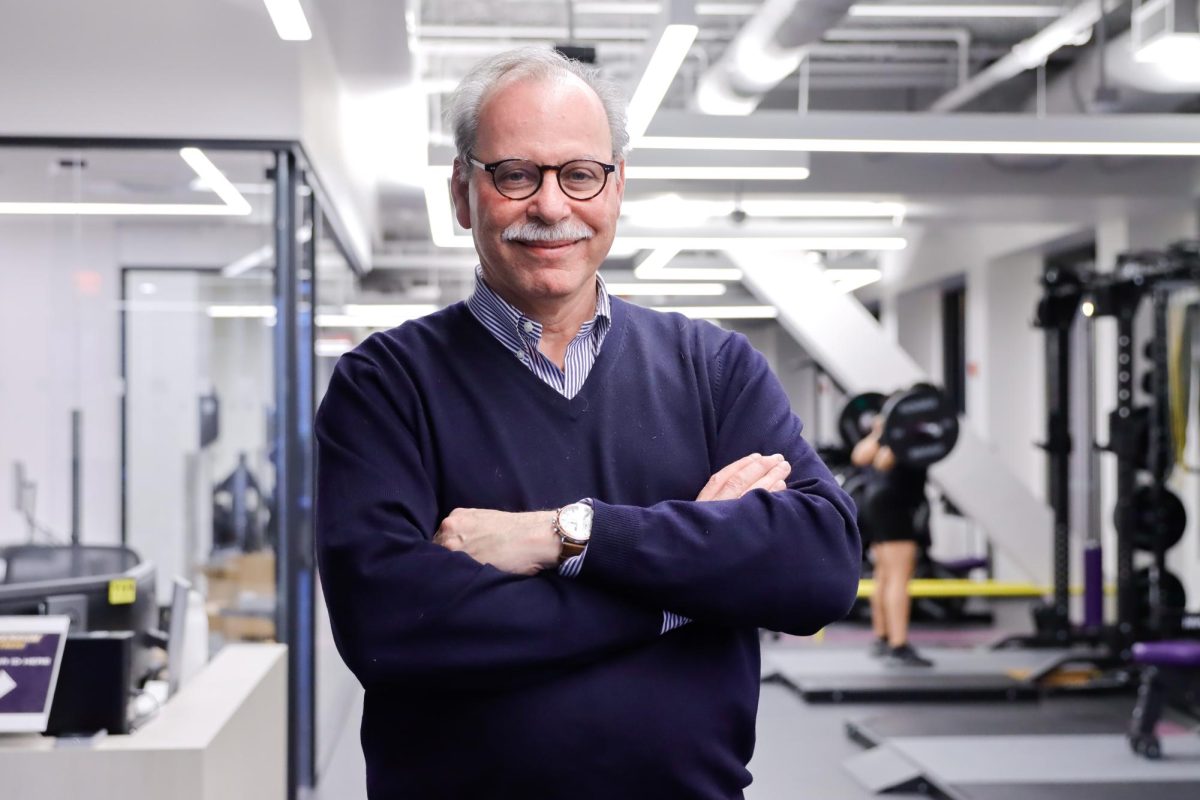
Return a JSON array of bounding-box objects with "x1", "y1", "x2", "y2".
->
[
  {"x1": 615, "y1": 159, "x2": 626, "y2": 203},
  {"x1": 450, "y1": 160, "x2": 473, "y2": 230}
]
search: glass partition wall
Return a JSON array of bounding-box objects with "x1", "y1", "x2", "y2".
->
[{"x1": 0, "y1": 139, "x2": 357, "y2": 799}]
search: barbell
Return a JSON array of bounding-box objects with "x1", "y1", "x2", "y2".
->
[{"x1": 839, "y1": 384, "x2": 960, "y2": 468}]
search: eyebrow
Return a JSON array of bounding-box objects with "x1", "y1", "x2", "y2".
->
[{"x1": 479, "y1": 154, "x2": 612, "y2": 164}]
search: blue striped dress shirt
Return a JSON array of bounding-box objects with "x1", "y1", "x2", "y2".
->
[{"x1": 466, "y1": 266, "x2": 689, "y2": 635}]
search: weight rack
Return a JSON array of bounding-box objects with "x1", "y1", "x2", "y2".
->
[{"x1": 1036, "y1": 240, "x2": 1200, "y2": 648}]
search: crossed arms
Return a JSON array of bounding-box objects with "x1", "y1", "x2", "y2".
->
[{"x1": 315, "y1": 334, "x2": 860, "y2": 692}]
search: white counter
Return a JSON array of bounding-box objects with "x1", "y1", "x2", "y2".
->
[{"x1": 1, "y1": 643, "x2": 287, "y2": 800}]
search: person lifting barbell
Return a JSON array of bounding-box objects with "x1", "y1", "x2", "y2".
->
[{"x1": 849, "y1": 384, "x2": 958, "y2": 668}]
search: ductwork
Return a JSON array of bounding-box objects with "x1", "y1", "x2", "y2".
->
[
  {"x1": 1025, "y1": 28, "x2": 1200, "y2": 114},
  {"x1": 928, "y1": 0, "x2": 1107, "y2": 112},
  {"x1": 694, "y1": 0, "x2": 856, "y2": 115}
]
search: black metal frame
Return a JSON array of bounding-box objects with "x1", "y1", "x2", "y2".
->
[
  {"x1": 1033, "y1": 265, "x2": 1084, "y2": 643},
  {"x1": 0, "y1": 135, "x2": 357, "y2": 799},
  {"x1": 940, "y1": 281, "x2": 967, "y2": 417},
  {"x1": 1032, "y1": 241, "x2": 1200, "y2": 649}
]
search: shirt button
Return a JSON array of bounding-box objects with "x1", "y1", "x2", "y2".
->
[{"x1": 523, "y1": 320, "x2": 534, "y2": 334}]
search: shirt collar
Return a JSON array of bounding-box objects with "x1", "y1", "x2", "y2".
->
[{"x1": 468, "y1": 265, "x2": 611, "y2": 344}]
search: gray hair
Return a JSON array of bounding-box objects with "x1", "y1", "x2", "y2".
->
[{"x1": 445, "y1": 47, "x2": 629, "y2": 181}]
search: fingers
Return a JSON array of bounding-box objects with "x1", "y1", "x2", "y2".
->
[
  {"x1": 699, "y1": 453, "x2": 790, "y2": 502},
  {"x1": 696, "y1": 453, "x2": 761, "y2": 501},
  {"x1": 745, "y1": 460, "x2": 791, "y2": 493}
]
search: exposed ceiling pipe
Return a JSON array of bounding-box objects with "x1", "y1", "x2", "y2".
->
[
  {"x1": 928, "y1": 0, "x2": 1107, "y2": 112},
  {"x1": 1024, "y1": 27, "x2": 1200, "y2": 114},
  {"x1": 694, "y1": 0, "x2": 857, "y2": 115},
  {"x1": 825, "y1": 27, "x2": 972, "y2": 86}
]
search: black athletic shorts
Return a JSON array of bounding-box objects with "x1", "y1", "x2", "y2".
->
[{"x1": 856, "y1": 468, "x2": 930, "y2": 547}]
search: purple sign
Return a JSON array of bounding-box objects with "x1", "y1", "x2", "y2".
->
[{"x1": 0, "y1": 632, "x2": 63, "y2": 714}]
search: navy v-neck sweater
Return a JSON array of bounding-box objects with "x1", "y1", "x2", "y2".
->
[{"x1": 315, "y1": 297, "x2": 860, "y2": 799}]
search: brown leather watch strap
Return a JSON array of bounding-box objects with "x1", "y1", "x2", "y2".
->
[{"x1": 558, "y1": 538, "x2": 587, "y2": 564}]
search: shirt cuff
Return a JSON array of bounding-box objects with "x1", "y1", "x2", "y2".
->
[
  {"x1": 661, "y1": 611, "x2": 691, "y2": 635},
  {"x1": 557, "y1": 547, "x2": 586, "y2": 577}
]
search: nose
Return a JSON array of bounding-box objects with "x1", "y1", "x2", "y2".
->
[{"x1": 526, "y1": 173, "x2": 571, "y2": 225}]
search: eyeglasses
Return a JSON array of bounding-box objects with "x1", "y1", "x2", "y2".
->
[{"x1": 466, "y1": 154, "x2": 616, "y2": 201}]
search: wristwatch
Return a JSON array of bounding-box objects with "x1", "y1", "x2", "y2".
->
[{"x1": 554, "y1": 501, "x2": 593, "y2": 563}]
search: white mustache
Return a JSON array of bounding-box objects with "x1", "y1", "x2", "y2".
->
[{"x1": 502, "y1": 220, "x2": 595, "y2": 243}]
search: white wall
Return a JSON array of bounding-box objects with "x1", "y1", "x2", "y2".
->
[{"x1": 0, "y1": 0, "x2": 375, "y2": 268}]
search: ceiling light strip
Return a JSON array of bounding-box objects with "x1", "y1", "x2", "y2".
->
[
  {"x1": 638, "y1": 136, "x2": 1200, "y2": 157},
  {"x1": 0, "y1": 148, "x2": 253, "y2": 217},
  {"x1": 627, "y1": 24, "x2": 700, "y2": 142},
  {"x1": 651, "y1": 305, "x2": 778, "y2": 319},
  {"x1": 606, "y1": 282, "x2": 727, "y2": 296},
  {"x1": 0, "y1": 203, "x2": 248, "y2": 216},
  {"x1": 847, "y1": 4, "x2": 1064, "y2": 18},
  {"x1": 262, "y1": 0, "x2": 313, "y2": 41},
  {"x1": 179, "y1": 148, "x2": 252, "y2": 214},
  {"x1": 623, "y1": 166, "x2": 811, "y2": 180}
]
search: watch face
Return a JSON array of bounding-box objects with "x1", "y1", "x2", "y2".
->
[{"x1": 559, "y1": 503, "x2": 593, "y2": 542}]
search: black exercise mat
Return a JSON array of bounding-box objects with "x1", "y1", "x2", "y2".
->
[
  {"x1": 847, "y1": 697, "x2": 1135, "y2": 746},
  {"x1": 797, "y1": 672, "x2": 1038, "y2": 703},
  {"x1": 949, "y1": 782, "x2": 1200, "y2": 800}
]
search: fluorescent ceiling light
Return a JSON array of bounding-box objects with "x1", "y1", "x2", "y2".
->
[
  {"x1": 621, "y1": 195, "x2": 906, "y2": 226},
  {"x1": 0, "y1": 202, "x2": 247, "y2": 216},
  {"x1": 1133, "y1": 0, "x2": 1200, "y2": 67},
  {"x1": 0, "y1": 148, "x2": 252, "y2": 216},
  {"x1": 626, "y1": 236, "x2": 907, "y2": 250},
  {"x1": 651, "y1": 305, "x2": 778, "y2": 319},
  {"x1": 637, "y1": 135, "x2": 1200, "y2": 157},
  {"x1": 627, "y1": 24, "x2": 699, "y2": 143},
  {"x1": 179, "y1": 148, "x2": 252, "y2": 214},
  {"x1": 321, "y1": 304, "x2": 440, "y2": 328},
  {"x1": 1135, "y1": 34, "x2": 1200, "y2": 68},
  {"x1": 316, "y1": 339, "x2": 354, "y2": 357},
  {"x1": 637, "y1": 266, "x2": 745, "y2": 280},
  {"x1": 691, "y1": 3, "x2": 1063, "y2": 16},
  {"x1": 190, "y1": 178, "x2": 276, "y2": 195},
  {"x1": 208, "y1": 304, "x2": 276, "y2": 319},
  {"x1": 223, "y1": 245, "x2": 273, "y2": 278},
  {"x1": 576, "y1": 2, "x2": 661, "y2": 12},
  {"x1": 633, "y1": 247, "x2": 680, "y2": 277},
  {"x1": 624, "y1": 165, "x2": 810, "y2": 180},
  {"x1": 826, "y1": 268, "x2": 882, "y2": 293},
  {"x1": 606, "y1": 282, "x2": 727, "y2": 296},
  {"x1": 424, "y1": 172, "x2": 461, "y2": 247},
  {"x1": 848, "y1": 4, "x2": 1064, "y2": 18},
  {"x1": 262, "y1": 0, "x2": 312, "y2": 41}
]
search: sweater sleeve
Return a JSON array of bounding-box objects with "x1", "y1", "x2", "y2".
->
[
  {"x1": 578, "y1": 332, "x2": 862, "y2": 635},
  {"x1": 315, "y1": 347, "x2": 664, "y2": 692}
]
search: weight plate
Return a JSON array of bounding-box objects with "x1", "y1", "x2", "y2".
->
[
  {"x1": 879, "y1": 385, "x2": 959, "y2": 467},
  {"x1": 1133, "y1": 567, "x2": 1187, "y2": 632},
  {"x1": 839, "y1": 392, "x2": 887, "y2": 449},
  {"x1": 1115, "y1": 485, "x2": 1188, "y2": 552}
]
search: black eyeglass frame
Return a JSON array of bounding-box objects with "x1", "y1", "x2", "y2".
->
[{"x1": 465, "y1": 154, "x2": 617, "y2": 201}]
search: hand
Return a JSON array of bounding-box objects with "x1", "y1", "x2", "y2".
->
[
  {"x1": 434, "y1": 508, "x2": 559, "y2": 575},
  {"x1": 873, "y1": 446, "x2": 897, "y2": 473},
  {"x1": 696, "y1": 453, "x2": 791, "y2": 502}
]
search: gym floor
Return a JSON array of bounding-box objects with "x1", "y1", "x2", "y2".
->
[{"x1": 312, "y1": 625, "x2": 1200, "y2": 800}]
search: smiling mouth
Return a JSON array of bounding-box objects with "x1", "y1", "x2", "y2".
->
[{"x1": 517, "y1": 240, "x2": 579, "y2": 249}]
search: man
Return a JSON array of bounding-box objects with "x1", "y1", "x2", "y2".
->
[{"x1": 316, "y1": 47, "x2": 860, "y2": 799}]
